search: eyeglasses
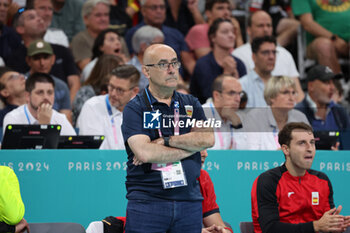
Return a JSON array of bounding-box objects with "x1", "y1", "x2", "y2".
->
[
  {"x1": 145, "y1": 61, "x2": 181, "y2": 70},
  {"x1": 8, "y1": 74, "x2": 25, "y2": 81},
  {"x1": 108, "y1": 84, "x2": 135, "y2": 95},
  {"x1": 259, "y1": 50, "x2": 278, "y2": 56},
  {"x1": 221, "y1": 90, "x2": 244, "y2": 98},
  {"x1": 144, "y1": 4, "x2": 166, "y2": 10}
]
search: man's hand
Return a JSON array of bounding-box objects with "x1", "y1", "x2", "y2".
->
[
  {"x1": 37, "y1": 103, "x2": 53, "y2": 124},
  {"x1": 187, "y1": 0, "x2": 199, "y2": 13},
  {"x1": 15, "y1": 218, "x2": 29, "y2": 233},
  {"x1": 222, "y1": 56, "x2": 238, "y2": 78},
  {"x1": 133, "y1": 137, "x2": 165, "y2": 165},
  {"x1": 313, "y1": 207, "x2": 345, "y2": 232}
]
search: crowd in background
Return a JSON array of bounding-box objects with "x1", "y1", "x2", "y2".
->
[{"x1": 0, "y1": 0, "x2": 349, "y2": 150}]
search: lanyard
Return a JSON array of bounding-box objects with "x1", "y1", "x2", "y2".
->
[
  {"x1": 145, "y1": 89, "x2": 179, "y2": 137},
  {"x1": 209, "y1": 103, "x2": 235, "y2": 149},
  {"x1": 105, "y1": 95, "x2": 118, "y2": 145},
  {"x1": 24, "y1": 105, "x2": 31, "y2": 124},
  {"x1": 272, "y1": 128, "x2": 281, "y2": 149}
]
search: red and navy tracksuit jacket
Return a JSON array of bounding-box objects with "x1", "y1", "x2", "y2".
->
[{"x1": 251, "y1": 164, "x2": 334, "y2": 233}]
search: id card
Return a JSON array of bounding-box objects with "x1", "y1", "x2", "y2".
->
[{"x1": 152, "y1": 161, "x2": 187, "y2": 189}]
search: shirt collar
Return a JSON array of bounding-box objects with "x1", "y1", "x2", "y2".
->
[
  {"x1": 24, "y1": 104, "x2": 38, "y2": 124},
  {"x1": 306, "y1": 93, "x2": 334, "y2": 117},
  {"x1": 145, "y1": 86, "x2": 178, "y2": 106},
  {"x1": 267, "y1": 107, "x2": 278, "y2": 129}
]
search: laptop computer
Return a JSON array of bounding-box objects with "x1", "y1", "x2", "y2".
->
[
  {"x1": 1, "y1": 124, "x2": 61, "y2": 149},
  {"x1": 314, "y1": 131, "x2": 339, "y2": 150},
  {"x1": 57, "y1": 135, "x2": 105, "y2": 149}
]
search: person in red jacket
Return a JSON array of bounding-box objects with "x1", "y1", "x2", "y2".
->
[
  {"x1": 251, "y1": 122, "x2": 350, "y2": 233},
  {"x1": 199, "y1": 149, "x2": 233, "y2": 233}
]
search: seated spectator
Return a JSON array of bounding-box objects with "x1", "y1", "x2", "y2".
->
[
  {"x1": 81, "y1": 28, "x2": 129, "y2": 83},
  {"x1": 232, "y1": 10, "x2": 304, "y2": 102},
  {"x1": 185, "y1": 0, "x2": 243, "y2": 60},
  {"x1": 25, "y1": 40, "x2": 72, "y2": 123},
  {"x1": 72, "y1": 54, "x2": 123, "y2": 125},
  {"x1": 124, "y1": 0, "x2": 195, "y2": 76},
  {"x1": 295, "y1": 65, "x2": 350, "y2": 144},
  {"x1": 129, "y1": 25, "x2": 164, "y2": 92},
  {"x1": 251, "y1": 122, "x2": 350, "y2": 233},
  {"x1": 190, "y1": 18, "x2": 246, "y2": 104},
  {"x1": 71, "y1": 0, "x2": 111, "y2": 70},
  {"x1": 0, "y1": 0, "x2": 21, "y2": 63},
  {"x1": 51, "y1": 0, "x2": 85, "y2": 42},
  {"x1": 202, "y1": 74, "x2": 246, "y2": 150},
  {"x1": 77, "y1": 65, "x2": 140, "y2": 149},
  {"x1": 292, "y1": 0, "x2": 350, "y2": 74},
  {"x1": 239, "y1": 36, "x2": 276, "y2": 108},
  {"x1": 0, "y1": 67, "x2": 26, "y2": 126},
  {"x1": 199, "y1": 150, "x2": 233, "y2": 233},
  {"x1": 6, "y1": 8, "x2": 80, "y2": 103},
  {"x1": 3, "y1": 72, "x2": 76, "y2": 135},
  {"x1": 242, "y1": 76, "x2": 309, "y2": 150},
  {"x1": 0, "y1": 166, "x2": 29, "y2": 233},
  {"x1": 164, "y1": 0, "x2": 204, "y2": 36},
  {"x1": 249, "y1": 0, "x2": 299, "y2": 47},
  {"x1": 31, "y1": 0, "x2": 69, "y2": 47}
]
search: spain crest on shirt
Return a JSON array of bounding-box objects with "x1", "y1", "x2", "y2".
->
[{"x1": 312, "y1": 192, "x2": 319, "y2": 205}]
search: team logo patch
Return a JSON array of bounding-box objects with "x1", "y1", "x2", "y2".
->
[
  {"x1": 185, "y1": 105, "x2": 193, "y2": 118},
  {"x1": 143, "y1": 110, "x2": 161, "y2": 129},
  {"x1": 312, "y1": 192, "x2": 319, "y2": 205}
]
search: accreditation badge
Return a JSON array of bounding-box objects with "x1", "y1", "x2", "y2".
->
[{"x1": 151, "y1": 162, "x2": 187, "y2": 189}]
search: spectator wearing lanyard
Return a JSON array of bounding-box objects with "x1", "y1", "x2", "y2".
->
[
  {"x1": 2, "y1": 72, "x2": 76, "y2": 136},
  {"x1": 202, "y1": 74, "x2": 246, "y2": 150},
  {"x1": 76, "y1": 65, "x2": 140, "y2": 150}
]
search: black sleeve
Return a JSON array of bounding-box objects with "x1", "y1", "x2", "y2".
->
[
  {"x1": 0, "y1": 222, "x2": 15, "y2": 233},
  {"x1": 256, "y1": 172, "x2": 315, "y2": 233},
  {"x1": 233, "y1": 56, "x2": 247, "y2": 78}
]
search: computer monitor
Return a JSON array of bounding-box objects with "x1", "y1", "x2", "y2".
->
[
  {"x1": 1, "y1": 124, "x2": 61, "y2": 149},
  {"x1": 314, "y1": 131, "x2": 339, "y2": 150},
  {"x1": 57, "y1": 135, "x2": 105, "y2": 149}
]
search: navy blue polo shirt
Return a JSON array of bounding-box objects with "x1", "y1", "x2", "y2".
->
[{"x1": 122, "y1": 88, "x2": 206, "y2": 201}]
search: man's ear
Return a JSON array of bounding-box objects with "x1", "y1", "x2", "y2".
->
[
  {"x1": 205, "y1": 10, "x2": 212, "y2": 21},
  {"x1": 132, "y1": 86, "x2": 139, "y2": 97},
  {"x1": 142, "y1": 66, "x2": 150, "y2": 79},
  {"x1": 0, "y1": 89, "x2": 9, "y2": 98},
  {"x1": 281, "y1": 144, "x2": 289, "y2": 157},
  {"x1": 212, "y1": 90, "x2": 220, "y2": 100},
  {"x1": 16, "y1": 25, "x2": 25, "y2": 35}
]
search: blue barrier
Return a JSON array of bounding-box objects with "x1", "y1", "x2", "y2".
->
[{"x1": 0, "y1": 150, "x2": 349, "y2": 233}]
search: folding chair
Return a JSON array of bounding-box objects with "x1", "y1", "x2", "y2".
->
[
  {"x1": 25, "y1": 222, "x2": 86, "y2": 233},
  {"x1": 239, "y1": 221, "x2": 254, "y2": 233}
]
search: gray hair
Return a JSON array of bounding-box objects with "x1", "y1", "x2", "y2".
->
[
  {"x1": 264, "y1": 76, "x2": 296, "y2": 105},
  {"x1": 82, "y1": 0, "x2": 110, "y2": 18},
  {"x1": 140, "y1": 0, "x2": 164, "y2": 7},
  {"x1": 139, "y1": 0, "x2": 148, "y2": 6},
  {"x1": 132, "y1": 25, "x2": 164, "y2": 54}
]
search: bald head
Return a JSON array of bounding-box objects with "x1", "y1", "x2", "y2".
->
[
  {"x1": 248, "y1": 10, "x2": 273, "y2": 41},
  {"x1": 143, "y1": 44, "x2": 177, "y2": 65}
]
